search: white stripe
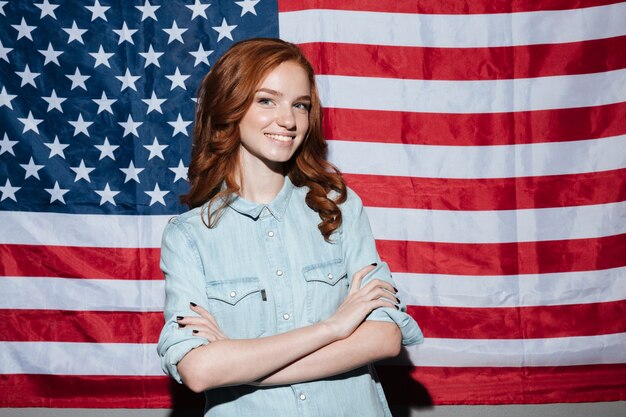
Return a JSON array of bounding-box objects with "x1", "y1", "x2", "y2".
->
[
  {"x1": 328, "y1": 135, "x2": 626, "y2": 179},
  {"x1": 367, "y1": 201, "x2": 626, "y2": 243},
  {"x1": 0, "y1": 278, "x2": 165, "y2": 311},
  {"x1": 0, "y1": 211, "x2": 169, "y2": 247},
  {"x1": 279, "y1": 4, "x2": 626, "y2": 48},
  {"x1": 395, "y1": 267, "x2": 626, "y2": 308},
  {"x1": 316, "y1": 70, "x2": 626, "y2": 113},
  {"x1": 1, "y1": 202, "x2": 624, "y2": 248},
  {"x1": 0, "y1": 342, "x2": 162, "y2": 375},
  {"x1": 398, "y1": 333, "x2": 626, "y2": 367},
  {"x1": 3, "y1": 333, "x2": 624, "y2": 374},
  {"x1": 3, "y1": 268, "x2": 623, "y2": 312}
]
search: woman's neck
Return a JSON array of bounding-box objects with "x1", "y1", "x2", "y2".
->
[
  {"x1": 236, "y1": 153, "x2": 285, "y2": 204},
  {"x1": 238, "y1": 170, "x2": 284, "y2": 204}
]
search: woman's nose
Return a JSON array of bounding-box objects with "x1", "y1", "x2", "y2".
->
[{"x1": 276, "y1": 106, "x2": 296, "y2": 129}]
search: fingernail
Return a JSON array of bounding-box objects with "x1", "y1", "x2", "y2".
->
[
  {"x1": 192, "y1": 330, "x2": 199, "y2": 334},
  {"x1": 176, "y1": 316, "x2": 183, "y2": 321},
  {"x1": 190, "y1": 302, "x2": 197, "y2": 307},
  {"x1": 370, "y1": 263, "x2": 378, "y2": 266},
  {"x1": 393, "y1": 287, "x2": 398, "y2": 292},
  {"x1": 178, "y1": 324, "x2": 186, "y2": 328}
]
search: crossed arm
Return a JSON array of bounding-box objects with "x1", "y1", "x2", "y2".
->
[{"x1": 176, "y1": 265, "x2": 402, "y2": 393}]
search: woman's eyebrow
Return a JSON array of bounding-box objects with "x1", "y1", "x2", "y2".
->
[
  {"x1": 256, "y1": 88, "x2": 281, "y2": 96},
  {"x1": 256, "y1": 88, "x2": 311, "y2": 101}
]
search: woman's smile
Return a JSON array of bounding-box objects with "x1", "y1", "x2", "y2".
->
[{"x1": 264, "y1": 132, "x2": 296, "y2": 142}]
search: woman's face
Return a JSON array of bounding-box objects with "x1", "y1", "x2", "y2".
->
[{"x1": 238, "y1": 61, "x2": 311, "y2": 171}]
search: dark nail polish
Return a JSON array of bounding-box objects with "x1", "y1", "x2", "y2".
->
[
  {"x1": 192, "y1": 330, "x2": 199, "y2": 334},
  {"x1": 370, "y1": 262, "x2": 378, "y2": 266},
  {"x1": 176, "y1": 316, "x2": 183, "y2": 321},
  {"x1": 393, "y1": 287, "x2": 398, "y2": 292},
  {"x1": 190, "y1": 302, "x2": 197, "y2": 307},
  {"x1": 178, "y1": 324, "x2": 186, "y2": 328}
]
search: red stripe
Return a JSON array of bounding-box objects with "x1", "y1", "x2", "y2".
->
[
  {"x1": 0, "y1": 375, "x2": 203, "y2": 408},
  {"x1": 301, "y1": 37, "x2": 626, "y2": 80},
  {"x1": 408, "y1": 301, "x2": 626, "y2": 340},
  {"x1": 377, "y1": 364, "x2": 626, "y2": 405},
  {"x1": 3, "y1": 363, "x2": 625, "y2": 407},
  {"x1": 0, "y1": 244, "x2": 161, "y2": 279},
  {"x1": 323, "y1": 102, "x2": 626, "y2": 145},
  {"x1": 345, "y1": 169, "x2": 626, "y2": 211},
  {"x1": 2, "y1": 300, "x2": 623, "y2": 344},
  {"x1": 0, "y1": 310, "x2": 162, "y2": 343},
  {"x1": 278, "y1": 0, "x2": 623, "y2": 14},
  {"x1": 378, "y1": 234, "x2": 626, "y2": 276},
  {"x1": 4, "y1": 235, "x2": 625, "y2": 280}
]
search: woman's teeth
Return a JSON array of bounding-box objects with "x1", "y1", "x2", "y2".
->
[{"x1": 265, "y1": 133, "x2": 293, "y2": 142}]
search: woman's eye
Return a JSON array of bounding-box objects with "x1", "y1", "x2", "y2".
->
[
  {"x1": 258, "y1": 98, "x2": 273, "y2": 105},
  {"x1": 294, "y1": 102, "x2": 310, "y2": 111}
]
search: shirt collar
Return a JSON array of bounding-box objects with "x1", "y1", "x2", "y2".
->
[{"x1": 227, "y1": 176, "x2": 294, "y2": 221}]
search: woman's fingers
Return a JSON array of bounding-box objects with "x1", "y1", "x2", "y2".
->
[
  {"x1": 350, "y1": 278, "x2": 399, "y2": 306},
  {"x1": 179, "y1": 318, "x2": 228, "y2": 340},
  {"x1": 189, "y1": 303, "x2": 213, "y2": 319},
  {"x1": 348, "y1": 264, "x2": 376, "y2": 294},
  {"x1": 191, "y1": 329, "x2": 226, "y2": 342},
  {"x1": 188, "y1": 304, "x2": 227, "y2": 335},
  {"x1": 325, "y1": 271, "x2": 401, "y2": 340},
  {"x1": 177, "y1": 304, "x2": 228, "y2": 339},
  {"x1": 361, "y1": 278, "x2": 396, "y2": 294},
  {"x1": 372, "y1": 297, "x2": 398, "y2": 310},
  {"x1": 367, "y1": 288, "x2": 400, "y2": 305},
  {"x1": 361, "y1": 282, "x2": 399, "y2": 303}
]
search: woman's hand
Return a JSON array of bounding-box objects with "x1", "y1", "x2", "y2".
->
[
  {"x1": 323, "y1": 264, "x2": 399, "y2": 341},
  {"x1": 176, "y1": 303, "x2": 229, "y2": 342}
]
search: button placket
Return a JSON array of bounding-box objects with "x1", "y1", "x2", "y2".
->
[{"x1": 261, "y1": 218, "x2": 293, "y2": 332}]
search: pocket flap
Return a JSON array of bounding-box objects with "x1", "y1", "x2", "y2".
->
[
  {"x1": 302, "y1": 259, "x2": 347, "y2": 285},
  {"x1": 206, "y1": 277, "x2": 263, "y2": 306}
]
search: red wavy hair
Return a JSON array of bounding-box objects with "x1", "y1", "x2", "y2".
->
[{"x1": 182, "y1": 38, "x2": 347, "y2": 240}]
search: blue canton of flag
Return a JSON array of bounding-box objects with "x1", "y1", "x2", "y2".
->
[{"x1": 0, "y1": 0, "x2": 278, "y2": 215}]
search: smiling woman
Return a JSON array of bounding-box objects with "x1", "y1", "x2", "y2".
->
[
  {"x1": 238, "y1": 61, "x2": 311, "y2": 187},
  {"x1": 156, "y1": 38, "x2": 423, "y2": 417}
]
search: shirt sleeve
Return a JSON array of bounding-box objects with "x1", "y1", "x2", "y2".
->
[
  {"x1": 156, "y1": 217, "x2": 210, "y2": 384},
  {"x1": 340, "y1": 188, "x2": 424, "y2": 346}
]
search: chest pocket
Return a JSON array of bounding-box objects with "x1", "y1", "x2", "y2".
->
[
  {"x1": 205, "y1": 277, "x2": 266, "y2": 339},
  {"x1": 302, "y1": 259, "x2": 348, "y2": 323}
]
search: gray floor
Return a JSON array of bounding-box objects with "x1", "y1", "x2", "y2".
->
[{"x1": 1, "y1": 402, "x2": 625, "y2": 417}]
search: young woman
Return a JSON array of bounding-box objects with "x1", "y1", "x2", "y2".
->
[{"x1": 157, "y1": 38, "x2": 423, "y2": 416}]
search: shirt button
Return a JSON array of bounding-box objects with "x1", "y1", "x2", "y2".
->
[
  {"x1": 276, "y1": 270, "x2": 283, "y2": 277},
  {"x1": 327, "y1": 273, "x2": 333, "y2": 280},
  {"x1": 283, "y1": 313, "x2": 290, "y2": 320},
  {"x1": 268, "y1": 231, "x2": 274, "y2": 237},
  {"x1": 299, "y1": 393, "x2": 306, "y2": 401},
  {"x1": 229, "y1": 291, "x2": 236, "y2": 298}
]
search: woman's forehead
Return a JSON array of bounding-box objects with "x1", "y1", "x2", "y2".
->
[{"x1": 256, "y1": 61, "x2": 311, "y2": 96}]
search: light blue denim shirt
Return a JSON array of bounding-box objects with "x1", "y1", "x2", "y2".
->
[{"x1": 157, "y1": 176, "x2": 423, "y2": 417}]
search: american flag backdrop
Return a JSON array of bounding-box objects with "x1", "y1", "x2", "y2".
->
[{"x1": 1, "y1": 0, "x2": 625, "y2": 410}]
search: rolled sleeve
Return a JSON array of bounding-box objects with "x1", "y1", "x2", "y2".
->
[
  {"x1": 362, "y1": 262, "x2": 424, "y2": 346},
  {"x1": 341, "y1": 189, "x2": 424, "y2": 346},
  {"x1": 156, "y1": 218, "x2": 210, "y2": 384}
]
